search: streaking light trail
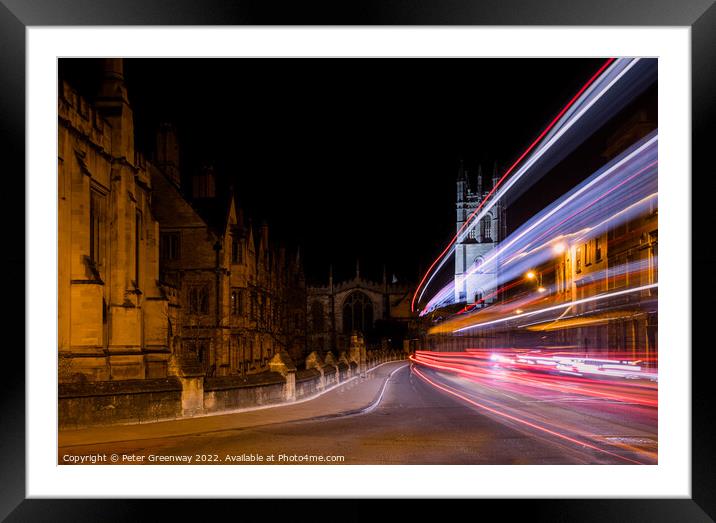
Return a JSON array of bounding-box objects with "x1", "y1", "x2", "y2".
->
[
  {"x1": 412, "y1": 366, "x2": 647, "y2": 464},
  {"x1": 421, "y1": 132, "x2": 658, "y2": 315},
  {"x1": 452, "y1": 283, "x2": 657, "y2": 333},
  {"x1": 412, "y1": 57, "x2": 656, "y2": 312}
]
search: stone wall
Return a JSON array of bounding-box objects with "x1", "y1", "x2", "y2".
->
[
  {"x1": 59, "y1": 377, "x2": 183, "y2": 430},
  {"x1": 203, "y1": 372, "x2": 286, "y2": 412},
  {"x1": 295, "y1": 368, "x2": 323, "y2": 399},
  {"x1": 60, "y1": 349, "x2": 406, "y2": 429}
]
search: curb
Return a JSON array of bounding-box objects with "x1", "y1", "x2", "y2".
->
[
  {"x1": 291, "y1": 363, "x2": 409, "y2": 423},
  {"x1": 59, "y1": 360, "x2": 408, "y2": 447}
]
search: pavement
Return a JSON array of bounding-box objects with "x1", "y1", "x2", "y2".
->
[{"x1": 58, "y1": 360, "x2": 408, "y2": 449}]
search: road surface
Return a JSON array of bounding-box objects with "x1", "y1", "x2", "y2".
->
[{"x1": 59, "y1": 362, "x2": 657, "y2": 465}]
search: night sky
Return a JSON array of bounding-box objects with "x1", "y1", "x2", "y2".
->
[{"x1": 59, "y1": 58, "x2": 655, "y2": 286}]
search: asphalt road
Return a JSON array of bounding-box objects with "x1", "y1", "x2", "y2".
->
[{"x1": 59, "y1": 362, "x2": 656, "y2": 464}]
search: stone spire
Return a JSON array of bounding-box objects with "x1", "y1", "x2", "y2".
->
[
  {"x1": 477, "y1": 164, "x2": 483, "y2": 195},
  {"x1": 457, "y1": 159, "x2": 467, "y2": 203},
  {"x1": 492, "y1": 160, "x2": 499, "y2": 188}
]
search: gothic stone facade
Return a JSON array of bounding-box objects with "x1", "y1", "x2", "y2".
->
[
  {"x1": 58, "y1": 60, "x2": 179, "y2": 382},
  {"x1": 150, "y1": 132, "x2": 307, "y2": 378},
  {"x1": 59, "y1": 59, "x2": 306, "y2": 385},
  {"x1": 307, "y1": 266, "x2": 417, "y2": 353},
  {"x1": 454, "y1": 162, "x2": 506, "y2": 305}
]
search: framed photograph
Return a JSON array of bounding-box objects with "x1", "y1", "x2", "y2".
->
[{"x1": 3, "y1": 0, "x2": 714, "y2": 520}]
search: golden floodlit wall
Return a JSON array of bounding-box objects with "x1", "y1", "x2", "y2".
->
[{"x1": 58, "y1": 60, "x2": 173, "y2": 383}]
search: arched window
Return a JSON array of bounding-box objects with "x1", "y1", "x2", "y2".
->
[
  {"x1": 342, "y1": 291, "x2": 373, "y2": 335},
  {"x1": 311, "y1": 301, "x2": 325, "y2": 332},
  {"x1": 480, "y1": 215, "x2": 492, "y2": 242},
  {"x1": 467, "y1": 226, "x2": 477, "y2": 240}
]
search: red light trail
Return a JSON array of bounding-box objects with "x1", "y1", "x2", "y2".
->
[
  {"x1": 411, "y1": 57, "x2": 616, "y2": 312},
  {"x1": 412, "y1": 365, "x2": 647, "y2": 465}
]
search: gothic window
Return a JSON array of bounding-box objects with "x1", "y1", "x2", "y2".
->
[
  {"x1": 584, "y1": 242, "x2": 592, "y2": 266},
  {"x1": 595, "y1": 237, "x2": 603, "y2": 261},
  {"x1": 250, "y1": 291, "x2": 257, "y2": 320},
  {"x1": 467, "y1": 227, "x2": 477, "y2": 240},
  {"x1": 311, "y1": 301, "x2": 325, "y2": 332},
  {"x1": 474, "y1": 290, "x2": 484, "y2": 305},
  {"x1": 342, "y1": 291, "x2": 373, "y2": 335},
  {"x1": 89, "y1": 188, "x2": 106, "y2": 268},
  {"x1": 135, "y1": 210, "x2": 143, "y2": 286},
  {"x1": 576, "y1": 246, "x2": 582, "y2": 274},
  {"x1": 160, "y1": 232, "x2": 180, "y2": 261},
  {"x1": 480, "y1": 215, "x2": 492, "y2": 242},
  {"x1": 231, "y1": 235, "x2": 243, "y2": 264},
  {"x1": 188, "y1": 285, "x2": 209, "y2": 315},
  {"x1": 231, "y1": 288, "x2": 243, "y2": 316}
]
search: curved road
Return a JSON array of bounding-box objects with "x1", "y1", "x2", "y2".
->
[{"x1": 59, "y1": 362, "x2": 656, "y2": 464}]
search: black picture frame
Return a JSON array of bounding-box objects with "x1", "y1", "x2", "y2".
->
[{"x1": 2, "y1": 1, "x2": 714, "y2": 520}]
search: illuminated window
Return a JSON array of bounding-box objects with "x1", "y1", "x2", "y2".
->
[
  {"x1": 595, "y1": 237, "x2": 602, "y2": 261},
  {"x1": 584, "y1": 242, "x2": 591, "y2": 266},
  {"x1": 576, "y1": 246, "x2": 582, "y2": 273}
]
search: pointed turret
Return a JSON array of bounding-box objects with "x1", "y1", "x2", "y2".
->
[
  {"x1": 477, "y1": 164, "x2": 483, "y2": 195},
  {"x1": 492, "y1": 160, "x2": 499, "y2": 189},
  {"x1": 457, "y1": 158, "x2": 467, "y2": 203}
]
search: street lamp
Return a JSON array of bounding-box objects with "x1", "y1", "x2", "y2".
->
[{"x1": 525, "y1": 270, "x2": 536, "y2": 280}]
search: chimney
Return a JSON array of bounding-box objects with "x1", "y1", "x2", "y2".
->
[
  {"x1": 192, "y1": 164, "x2": 216, "y2": 199},
  {"x1": 156, "y1": 122, "x2": 181, "y2": 188}
]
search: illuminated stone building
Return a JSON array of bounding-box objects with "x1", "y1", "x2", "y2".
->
[
  {"x1": 59, "y1": 58, "x2": 307, "y2": 384},
  {"x1": 307, "y1": 263, "x2": 418, "y2": 353},
  {"x1": 150, "y1": 129, "x2": 307, "y2": 378},
  {"x1": 536, "y1": 116, "x2": 658, "y2": 360},
  {"x1": 454, "y1": 161, "x2": 506, "y2": 305},
  {"x1": 58, "y1": 60, "x2": 179, "y2": 382}
]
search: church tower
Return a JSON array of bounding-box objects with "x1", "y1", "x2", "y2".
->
[{"x1": 454, "y1": 161, "x2": 503, "y2": 305}]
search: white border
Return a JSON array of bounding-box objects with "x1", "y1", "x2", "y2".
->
[{"x1": 27, "y1": 27, "x2": 691, "y2": 498}]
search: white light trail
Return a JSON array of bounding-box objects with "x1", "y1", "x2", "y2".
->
[{"x1": 452, "y1": 283, "x2": 658, "y2": 333}]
